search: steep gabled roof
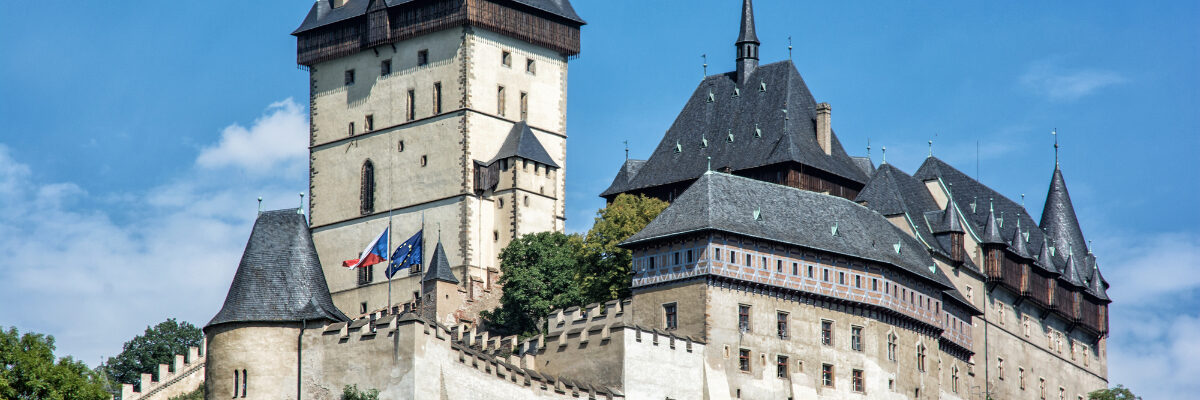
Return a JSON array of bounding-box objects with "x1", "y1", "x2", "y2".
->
[
  {"x1": 422, "y1": 241, "x2": 459, "y2": 284},
  {"x1": 491, "y1": 121, "x2": 559, "y2": 168},
  {"x1": 856, "y1": 163, "x2": 950, "y2": 256},
  {"x1": 615, "y1": 61, "x2": 869, "y2": 195},
  {"x1": 207, "y1": 210, "x2": 348, "y2": 328},
  {"x1": 600, "y1": 159, "x2": 647, "y2": 198},
  {"x1": 623, "y1": 172, "x2": 954, "y2": 289},
  {"x1": 850, "y1": 156, "x2": 876, "y2": 177},
  {"x1": 915, "y1": 157, "x2": 1046, "y2": 251},
  {"x1": 1040, "y1": 166, "x2": 1091, "y2": 272},
  {"x1": 294, "y1": 0, "x2": 585, "y2": 35}
]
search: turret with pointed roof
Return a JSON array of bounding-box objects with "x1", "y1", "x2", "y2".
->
[
  {"x1": 735, "y1": 0, "x2": 760, "y2": 82},
  {"x1": 1040, "y1": 166, "x2": 1090, "y2": 269}
]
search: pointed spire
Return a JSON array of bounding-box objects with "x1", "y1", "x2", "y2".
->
[
  {"x1": 935, "y1": 188, "x2": 963, "y2": 234},
  {"x1": 1041, "y1": 165, "x2": 1089, "y2": 271},
  {"x1": 1086, "y1": 261, "x2": 1110, "y2": 301},
  {"x1": 1036, "y1": 235, "x2": 1056, "y2": 272},
  {"x1": 735, "y1": 0, "x2": 760, "y2": 83},
  {"x1": 422, "y1": 240, "x2": 459, "y2": 284},
  {"x1": 981, "y1": 199, "x2": 1004, "y2": 244},
  {"x1": 1009, "y1": 224, "x2": 1030, "y2": 259},
  {"x1": 1061, "y1": 252, "x2": 1085, "y2": 287}
]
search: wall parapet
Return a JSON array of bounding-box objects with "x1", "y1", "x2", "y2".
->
[{"x1": 119, "y1": 341, "x2": 206, "y2": 400}]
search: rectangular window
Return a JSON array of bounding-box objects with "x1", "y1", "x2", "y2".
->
[
  {"x1": 497, "y1": 86, "x2": 506, "y2": 116},
  {"x1": 648, "y1": 256, "x2": 655, "y2": 269},
  {"x1": 364, "y1": 114, "x2": 374, "y2": 131},
  {"x1": 714, "y1": 248, "x2": 721, "y2": 261},
  {"x1": 887, "y1": 334, "x2": 897, "y2": 361},
  {"x1": 776, "y1": 259, "x2": 783, "y2": 273},
  {"x1": 851, "y1": 326, "x2": 863, "y2": 351},
  {"x1": 526, "y1": 58, "x2": 536, "y2": 74},
  {"x1": 807, "y1": 265, "x2": 814, "y2": 278},
  {"x1": 344, "y1": 69, "x2": 355, "y2": 86},
  {"x1": 380, "y1": 59, "x2": 391, "y2": 76},
  {"x1": 406, "y1": 89, "x2": 415, "y2": 121},
  {"x1": 776, "y1": 355, "x2": 789, "y2": 378},
  {"x1": 1019, "y1": 367, "x2": 1026, "y2": 389},
  {"x1": 519, "y1": 91, "x2": 528, "y2": 121},
  {"x1": 822, "y1": 364, "x2": 834, "y2": 387},
  {"x1": 738, "y1": 305, "x2": 750, "y2": 332},
  {"x1": 745, "y1": 254, "x2": 752, "y2": 266},
  {"x1": 821, "y1": 320, "x2": 833, "y2": 346},
  {"x1": 852, "y1": 369, "x2": 864, "y2": 393},
  {"x1": 348, "y1": 122, "x2": 355, "y2": 136},
  {"x1": 855, "y1": 275, "x2": 861, "y2": 288},
  {"x1": 839, "y1": 272, "x2": 845, "y2": 285},
  {"x1": 417, "y1": 49, "x2": 428, "y2": 66},
  {"x1": 762, "y1": 256, "x2": 767, "y2": 269},
  {"x1": 777, "y1": 312, "x2": 788, "y2": 340},
  {"x1": 686, "y1": 249, "x2": 693, "y2": 263},
  {"x1": 432, "y1": 82, "x2": 442, "y2": 114},
  {"x1": 872, "y1": 278, "x2": 878, "y2": 291},
  {"x1": 823, "y1": 269, "x2": 830, "y2": 281},
  {"x1": 792, "y1": 262, "x2": 798, "y2": 275},
  {"x1": 1039, "y1": 378, "x2": 1046, "y2": 400},
  {"x1": 663, "y1": 303, "x2": 678, "y2": 330},
  {"x1": 501, "y1": 50, "x2": 511, "y2": 67},
  {"x1": 739, "y1": 349, "x2": 751, "y2": 372},
  {"x1": 998, "y1": 357, "x2": 1005, "y2": 380},
  {"x1": 674, "y1": 252, "x2": 680, "y2": 265}
]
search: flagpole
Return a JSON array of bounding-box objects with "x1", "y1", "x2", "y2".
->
[{"x1": 387, "y1": 133, "x2": 396, "y2": 314}]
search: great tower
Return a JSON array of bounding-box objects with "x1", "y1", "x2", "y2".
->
[{"x1": 292, "y1": 0, "x2": 583, "y2": 322}]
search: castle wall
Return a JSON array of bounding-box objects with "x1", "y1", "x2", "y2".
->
[
  {"x1": 120, "y1": 343, "x2": 205, "y2": 400},
  {"x1": 204, "y1": 322, "x2": 301, "y2": 400}
]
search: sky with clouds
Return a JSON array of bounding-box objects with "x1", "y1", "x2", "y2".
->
[{"x1": 0, "y1": 1, "x2": 1196, "y2": 398}]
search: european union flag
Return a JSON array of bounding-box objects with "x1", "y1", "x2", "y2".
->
[{"x1": 386, "y1": 229, "x2": 423, "y2": 279}]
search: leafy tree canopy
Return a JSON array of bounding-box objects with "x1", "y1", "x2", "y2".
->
[
  {"x1": 342, "y1": 384, "x2": 380, "y2": 400},
  {"x1": 0, "y1": 326, "x2": 110, "y2": 400},
  {"x1": 168, "y1": 385, "x2": 204, "y2": 400},
  {"x1": 482, "y1": 231, "x2": 587, "y2": 336},
  {"x1": 100, "y1": 318, "x2": 202, "y2": 389},
  {"x1": 578, "y1": 194, "x2": 669, "y2": 303},
  {"x1": 1088, "y1": 385, "x2": 1141, "y2": 400}
]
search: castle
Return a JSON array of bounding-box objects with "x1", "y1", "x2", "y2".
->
[{"x1": 115, "y1": 1, "x2": 1110, "y2": 399}]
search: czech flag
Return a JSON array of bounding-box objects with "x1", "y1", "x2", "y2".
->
[{"x1": 342, "y1": 227, "x2": 389, "y2": 269}]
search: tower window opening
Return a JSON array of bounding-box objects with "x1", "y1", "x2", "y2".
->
[
  {"x1": 738, "y1": 349, "x2": 750, "y2": 372},
  {"x1": 360, "y1": 160, "x2": 375, "y2": 215},
  {"x1": 365, "y1": 114, "x2": 374, "y2": 131},
  {"x1": 241, "y1": 369, "x2": 247, "y2": 398},
  {"x1": 663, "y1": 303, "x2": 677, "y2": 330},
  {"x1": 397, "y1": 140, "x2": 405, "y2": 152},
  {"x1": 519, "y1": 92, "x2": 528, "y2": 121},
  {"x1": 497, "y1": 86, "x2": 506, "y2": 116},
  {"x1": 348, "y1": 122, "x2": 355, "y2": 136},
  {"x1": 420, "y1": 155, "x2": 427, "y2": 167},
  {"x1": 776, "y1": 355, "x2": 788, "y2": 378},
  {"x1": 432, "y1": 82, "x2": 442, "y2": 114},
  {"x1": 526, "y1": 58, "x2": 536, "y2": 74},
  {"x1": 345, "y1": 69, "x2": 355, "y2": 86},
  {"x1": 417, "y1": 49, "x2": 428, "y2": 66},
  {"x1": 380, "y1": 59, "x2": 391, "y2": 76},
  {"x1": 501, "y1": 50, "x2": 511, "y2": 67},
  {"x1": 406, "y1": 89, "x2": 415, "y2": 121}
]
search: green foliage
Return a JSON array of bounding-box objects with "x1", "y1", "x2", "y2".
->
[
  {"x1": 578, "y1": 194, "x2": 669, "y2": 303},
  {"x1": 0, "y1": 326, "x2": 111, "y2": 400},
  {"x1": 1088, "y1": 384, "x2": 1141, "y2": 400},
  {"x1": 168, "y1": 385, "x2": 205, "y2": 400},
  {"x1": 100, "y1": 318, "x2": 203, "y2": 390},
  {"x1": 481, "y1": 231, "x2": 588, "y2": 336},
  {"x1": 342, "y1": 384, "x2": 380, "y2": 400}
]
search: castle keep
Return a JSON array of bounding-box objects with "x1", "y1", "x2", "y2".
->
[{"x1": 114, "y1": 1, "x2": 1111, "y2": 399}]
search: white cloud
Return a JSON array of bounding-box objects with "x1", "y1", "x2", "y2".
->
[
  {"x1": 196, "y1": 98, "x2": 308, "y2": 176},
  {"x1": 1097, "y1": 232, "x2": 1200, "y2": 399},
  {"x1": 1020, "y1": 61, "x2": 1125, "y2": 101},
  {"x1": 0, "y1": 99, "x2": 310, "y2": 367}
]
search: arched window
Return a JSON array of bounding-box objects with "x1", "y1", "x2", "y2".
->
[
  {"x1": 361, "y1": 160, "x2": 375, "y2": 215},
  {"x1": 241, "y1": 369, "x2": 247, "y2": 398}
]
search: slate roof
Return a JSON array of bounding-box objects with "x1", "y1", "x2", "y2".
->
[
  {"x1": 850, "y1": 156, "x2": 876, "y2": 177},
  {"x1": 491, "y1": 121, "x2": 559, "y2": 168},
  {"x1": 600, "y1": 159, "x2": 647, "y2": 198},
  {"x1": 1040, "y1": 167, "x2": 1092, "y2": 275},
  {"x1": 855, "y1": 163, "x2": 950, "y2": 257},
  {"x1": 613, "y1": 61, "x2": 870, "y2": 196},
  {"x1": 422, "y1": 241, "x2": 460, "y2": 284},
  {"x1": 623, "y1": 172, "x2": 954, "y2": 289},
  {"x1": 293, "y1": 0, "x2": 585, "y2": 35},
  {"x1": 207, "y1": 210, "x2": 349, "y2": 328}
]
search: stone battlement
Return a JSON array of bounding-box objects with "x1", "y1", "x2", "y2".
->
[{"x1": 119, "y1": 342, "x2": 206, "y2": 400}]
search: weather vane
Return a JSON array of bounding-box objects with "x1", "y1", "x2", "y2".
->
[{"x1": 702, "y1": 54, "x2": 708, "y2": 76}]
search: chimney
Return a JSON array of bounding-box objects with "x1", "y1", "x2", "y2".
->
[{"x1": 816, "y1": 102, "x2": 832, "y2": 155}]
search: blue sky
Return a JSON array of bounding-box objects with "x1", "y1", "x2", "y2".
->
[{"x1": 0, "y1": 1, "x2": 1196, "y2": 397}]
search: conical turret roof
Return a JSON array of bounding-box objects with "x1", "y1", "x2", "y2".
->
[
  {"x1": 1040, "y1": 167, "x2": 1090, "y2": 268},
  {"x1": 207, "y1": 210, "x2": 348, "y2": 328},
  {"x1": 980, "y1": 202, "x2": 1004, "y2": 245},
  {"x1": 736, "y1": 0, "x2": 759, "y2": 44},
  {"x1": 1009, "y1": 223, "x2": 1031, "y2": 260},
  {"x1": 1033, "y1": 235, "x2": 1058, "y2": 274},
  {"x1": 422, "y1": 240, "x2": 459, "y2": 284},
  {"x1": 934, "y1": 195, "x2": 964, "y2": 234},
  {"x1": 1060, "y1": 252, "x2": 1086, "y2": 288}
]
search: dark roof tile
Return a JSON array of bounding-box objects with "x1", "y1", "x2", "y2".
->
[
  {"x1": 491, "y1": 121, "x2": 560, "y2": 168},
  {"x1": 294, "y1": 0, "x2": 584, "y2": 35},
  {"x1": 422, "y1": 240, "x2": 459, "y2": 284}
]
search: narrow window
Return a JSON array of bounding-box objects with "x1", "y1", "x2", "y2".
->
[
  {"x1": 738, "y1": 304, "x2": 750, "y2": 332},
  {"x1": 738, "y1": 349, "x2": 751, "y2": 372},
  {"x1": 364, "y1": 114, "x2": 374, "y2": 131},
  {"x1": 359, "y1": 302, "x2": 367, "y2": 314},
  {"x1": 380, "y1": 59, "x2": 391, "y2": 76},
  {"x1": 807, "y1": 265, "x2": 814, "y2": 278},
  {"x1": 776, "y1": 259, "x2": 783, "y2": 273},
  {"x1": 420, "y1": 155, "x2": 427, "y2": 167},
  {"x1": 417, "y1": 49, "x2": 428, "y2": 66},
  {"x1": 852, "y1": 369, "x2": 864, "y2": 393},
  {"x1": 745, "y1": 254, "x2": 751, "y2": 266},
  {"x1": 839, "y1": 272, "x2": 845, "y2": 285},
  {"x1": 523, "y1": 195, "x2": 528, "y2": 206},
  {"x1": 821, "y1": 364, "x2": 834, "y2": 387},
  {"x1": 663, "y1": 303, "x2": 678, "y2": 330},
  {"x1": 348, "y1": 122, "x2": 355, "y2": 136},
  {"x1": 241, "y1": 369, "x2": 247, "y2": 398},
  {"x1": 674, "y1": 252, "x2": 680, "y2": 265},
  {"x1": 501, "y1": 50, "x2": 511, "y2": 67},
  {"x1": 344, "y1": 69, "x2": 355, "y2": 86},
  {"x1": 917, "y1": 344, "x2": 926, "y2": 372},
  {"x1": 406, "y1": 89, "x2": 415, "y2": 120},
  {"x1": 776, "y1": 312, "x2": 788, "y2": 340},
  {"x1": 792, "y1": 262, "x2": 798, "y2": 275},
  {"x1": 714, "y1": 248, "x2": 721, "y2": 261},
  {"x1": 872, "y1": 278, "x2": 878, "y2": 291},
  {"x1": 1019, "y1": 367, "x2": 1026, "y2": 389},
  {"x1": 432, "y1": 82, "x2": 442, "y2": 114},
  {"x1": 648, "y1": 257, "x2": 655, "y2": 269},
  {"x1": 493, "y1": 231, "x2": 499, "y2": 241},
  {"x1": 776, "y1": 355, "x2": 788, "y2": 378},
  {"x1": 397, "y1": 140, "x2": 405, "y2": 152},
  {"x1": 686, "y1": 249, "x2": 693, "y2": 263},
  {"x1": 497, "y1": 86, "x2": 506, "y2": 116},
  {"x1": 887, "y1": 333, "x2": 897, "y2": 361},
  {"x1": 952, "y1": 366, "x2": 960, "y2": 393},
  {"x1": 233, "y1": 370, "x2": 239, "y2": 398},
  {"x1": 821, "y1": 320, "x2": 833, "y2": 346},
  {"x1": 822, "y1": 268, "x2": 829, "y2": 281},
  {"x1": 519, "y1": 91, "x2": 528, "y2": 120},
  {"x1": 1039, "y1": 378, "x2": 1046, "y2": 400},
  {"x1": 998, "y1": 357, "x2": 1005, "y2": 380},
  {"x1": 855, "y1": 275, "x2": 861, "y2": 288},
  {"x1": 762, "y1": 256, "x2": 767, "y2": 270},
  {"x1": 851, "y1": 326, "x2": 863, "y2": 351},
  {"x1": 526, "y1": 58, "x2": 536, "y2": 74},
  {"x1": 360, "y1": 160, "x2": 375, "y2": 215}
]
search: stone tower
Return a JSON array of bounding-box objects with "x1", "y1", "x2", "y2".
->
[
  {"x1": 203, "y1": 209, "x2": 348, "y2": 399},
  {"x1": 291, "y1": 0, "x2": 584, "y2": 319}
]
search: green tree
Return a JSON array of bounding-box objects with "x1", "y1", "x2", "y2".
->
[
  {"x1": 168, "y1": 385, "x2": 204, "y2": 400},
  {"x1": 1088, "y1": 385, "x2": 1140, "y2": 400},
  {"x1": 342, "y1": 384, "x2": 380, "y2": 400},
  {"x1": 100, "y1": 318, "x2": 203, "y2": 390},
  {"x1": 0, "y1": 326, "x2": 111, "y2": 400},
  {"x1": 481, "y1": 231, "x2": 588, "y2": 336},
  {"x1": 578, "y1": 194, "x2": 669, "y2": 303}
]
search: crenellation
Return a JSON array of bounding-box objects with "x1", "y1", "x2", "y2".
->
[{"x1": 119, "y1": 344, "x2": 206, "y2": 400}]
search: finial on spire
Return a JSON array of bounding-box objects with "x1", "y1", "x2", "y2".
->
[
  {"x1": 989, "y1": 197, "x2": 994, "y2": 214},
  {"x1": 623, "y1": 140, "x2": 629, "y2": 160},
  {"x1": 928, "y1": 140, "x2": 933, "y2": 158},
  {"x1": 881, "y1": 146, "x2": 887, "y2": 164},
  {"x1": 298, "y1": 193, "x2": 305, "y2": 215},
  {"x1": 788, "y1": 36, "x2": 793, "y2": 60},
  {"x1": 1020, "y1": 193, "x2": 1025, "y2": 207},
  {"x1": 701, "y1": 54, "x2": 708, "y2": 77},
  {"x1": 1052, "y1": 128, "x2": 1059, "y2": 167},
  {"x1": 707, "y1": 156, "x2": 712, "y2": 172},
  {"x1": 866, "y1": 138, "x2": 871, "y2": 158},
  {"x1": 257, "y1": 197, "x2": 263, "y2": 214}
]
